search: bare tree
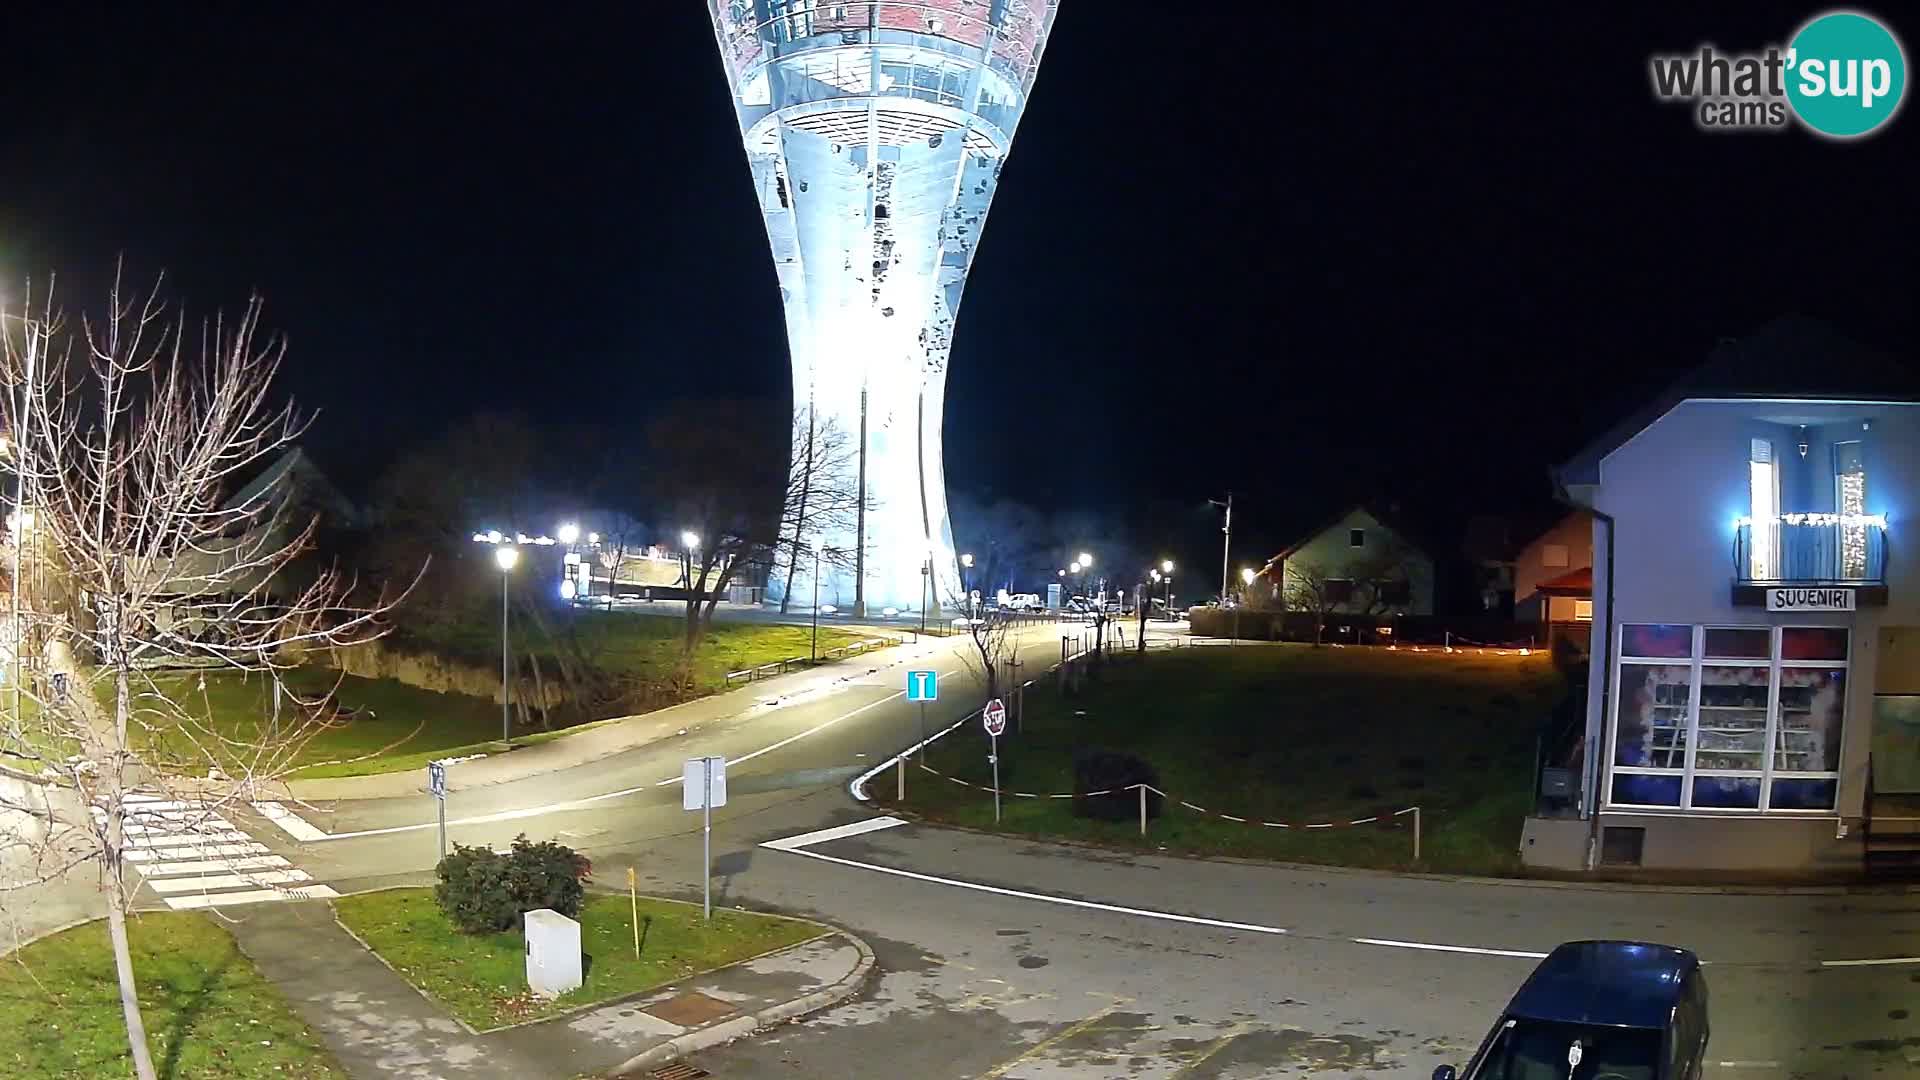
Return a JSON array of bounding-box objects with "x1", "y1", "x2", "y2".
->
[
  {"x1": 1282, "y1": 559, "x2": 1344, "y2": 645},
  {"x1": 0, "y1": 272, "x2": 412, "y2": 1080},
  {"x1": 1347, "y1": 537, "x2": 1420, "y2": 617},
  {"x1": 947, "y1": 579, "x2": 1015, "y2": 715},
  {"x1": 772, "y1": 407, "x2": 861, "y2": 613},
  {"x1": 592, "y1": 510, "x2": 647, "y2": 611}
]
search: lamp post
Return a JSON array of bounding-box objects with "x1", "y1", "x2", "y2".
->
[
  {"x1": 960, "y1": 552, "x2": 974, "y2": 619},
  {"x1": 1161, "y1": 559, "x2": 1175, "y2": 615},
  {"x1": 810, "y1": 536, "x2": 825, "y2": 661},
  {"x1": 681, "y1": 530, "x2": 701, "y2": 613},
  {"x1": 557, "y1": 522, "x2": 580, "y2": 548},
  {"x1": 493, "y1": 545, "x2": 519, "y2": 745}
]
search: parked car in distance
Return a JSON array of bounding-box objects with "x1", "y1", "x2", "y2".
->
[
  {"x1": 1001, "y1": 592, "x2": 1042, "y2": 611},
  {"x1": 1435, "y1": 940, "x2": 1707, "y2": 1080}
]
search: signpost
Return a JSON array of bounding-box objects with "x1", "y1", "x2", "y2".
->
[
  {"x1": 683, "y1": 756, "x2": 728, "y2": 919},
  {"x1": 907, "y1": 669, "x2": 938, "y2": 760},
  {"x1": 983, "y1": 697, "x2": 1007, "y2": 822},
  {"x1": 428, "y1": 760, "x2": 448, "y2": 859},
  {"x1": 626, "y1": 866, "x2": 640, "y2": 958}
]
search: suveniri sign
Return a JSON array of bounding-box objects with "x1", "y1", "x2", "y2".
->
[{"x1": 1767, "y1": 587, "x2": 1856, "y2": 612}]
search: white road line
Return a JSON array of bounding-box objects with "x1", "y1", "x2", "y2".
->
[
  {"x1": 1351, "y1": 937, "x2": 1549, "y2": 960},
  {"x1": 1715, "y1": 1061, "x2": 1783, "y2": 1069},
  {"x1": 134, "y1": 856, "x2": 292, "y2": 876},
  {"x1": 763, "y1": 816, "x2": 909, "y2": 851},
  {"x1": 127, "y1": 831, "x2": 251, "y2": 850},
  {"x1": 127, "y1": 843, "x2": 267, "y2": 862},
  {"x1": 766, "y1": 845, "x2": 1288, "y2": 936},
  {"x1": 145, "y1": 869, "x2": 313, "y2": 894},
  {"x1": 1820, "y1": 955, "x2": 1920, "y2": 967},
  {"x1": 656, "y1": 690, "x2": 908, "y2": 785},
  {"x1": 125, "y1": 818, "x2": 235, "y2": 835},
  {"x1": 164, "y1": 885, "x2": 340, "y2": 910},
  {"x1": 253, "y1": 801, "x2": 330, "y2": 842}
]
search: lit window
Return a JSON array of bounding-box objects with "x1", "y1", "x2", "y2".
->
[
  {"x1": 1836, "y1": 441, "x2": 1867, "y2": 578},
  {"x1": 1573, "y1": 599, "x2": 1594, "y2": 622},
  {"x1": 1749, "y1": 439, "x2": 1777, "y2": 580}
]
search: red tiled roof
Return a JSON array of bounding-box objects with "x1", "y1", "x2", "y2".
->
[{"x1": 1537, "y1": 567, "x2": 1593, "y2": 596}]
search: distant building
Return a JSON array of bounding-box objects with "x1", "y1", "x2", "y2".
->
[
  {"x1": 1524, "y1": 317, "x2": 1920, "y2": 877},
  {"x1": 1263, "y1": 505, "x2": 1436, "y2": 617},
  {"x1": 1514, "y1": 510, "x2": 1594, "y2": 650}
]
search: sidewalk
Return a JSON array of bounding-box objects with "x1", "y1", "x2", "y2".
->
[
  {"x1": 228, "y1": 899, "x2": 872, "y2": 1079},
  {"x1": 279, "y1": 633, "x2": 963, "y2": 804}
]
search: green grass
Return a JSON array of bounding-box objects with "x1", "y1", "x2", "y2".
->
[
  {"x1": 334, "y1": 888, "x2": 825, "y2": 1031},
  {"x1": 0, "y1": 913, "x2": 345, "y2": 1079},
  {"x1": 398, "y1": 609, "x2": 877, "y2": 695},
  {"x1": 884, "y1": 644, "x2": 1566, "y2": 876}
]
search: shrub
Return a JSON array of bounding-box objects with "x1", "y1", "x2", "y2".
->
[
  {"x1": 1071, "y1": 749, "x2": 1162, "y2": 823},
  {"x1": 433, "y1": 835, "x2": 593, "y2": 934}
]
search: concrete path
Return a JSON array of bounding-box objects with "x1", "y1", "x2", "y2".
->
[{"x1": 226, "y1": 899, "x2": 869, "y2": 1080}]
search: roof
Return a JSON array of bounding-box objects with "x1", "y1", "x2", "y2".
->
[
  {"x1": 1556, "y1": 315, "x2": 1918, "y2": 489},
  {"x1": 1507, "y1": 941, "x2": 1697, "y2": 1029},
  {"x1": 1536, "y1": 567, "x2": 1593, "y2": 597},
  {"x1": 1268, "y1": 502, "x2": 1437, "y2": 565},
  {"x1": 222, "y1": 447, "x2": 360, "y2": 525}
]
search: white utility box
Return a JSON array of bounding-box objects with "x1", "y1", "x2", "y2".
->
[{"x1": 523, "y1": 908, "x2": 582, "y2": 998}]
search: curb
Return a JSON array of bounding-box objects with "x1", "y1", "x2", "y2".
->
[{"x1": 607, "y1": 930, "x2": 876, "y2": 1077}]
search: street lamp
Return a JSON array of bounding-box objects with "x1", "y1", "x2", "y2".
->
[
  {"x1": 1161, "y1": 560, "x2": 1175, "y2": 615},
  {"x1": 493, "y1": 545, "x2": 519, "y2": 745},
  {"x1": 557, "y1": 522, "x2": 580, "y2": 547},
  {"x1": 810, "y1": 536, "x2": 826, "y2": 661},
  {"x1": 681, "y1": 531, "x2": 701, "y2": 609},
  {"x1": 960, "y1": 552, "x2": 975, "y2": 618}
]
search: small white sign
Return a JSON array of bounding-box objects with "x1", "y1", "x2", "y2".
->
[
  {"x1": 1767, "y1": 587, "x2": 1855, "y2": 612},
  {"x1": 683, "y1": 756, "x2": 728, "y2": 810},
  {"x1": 427, "y1": 761, "x2": 447, "y2": 800},
  {"x1": 983, "y1": 698, "x2": 1007, "y2": 737}
]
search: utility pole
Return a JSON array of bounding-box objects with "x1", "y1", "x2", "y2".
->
[
  {"x1": 1211, "y1": 492, "x2": 1233, "y2": 605},
  {"x1": 854, "y1": 385, "x2": 868, "y2": 619}
]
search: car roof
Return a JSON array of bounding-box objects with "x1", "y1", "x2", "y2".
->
[{"x1": 1507, "y1": 941, "x2": 1699, "y2": 1030}]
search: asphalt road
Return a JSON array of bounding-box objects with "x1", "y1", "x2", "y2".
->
[{"x1": 214, "y1": 622, "x2": 1920, "y2": 1079}]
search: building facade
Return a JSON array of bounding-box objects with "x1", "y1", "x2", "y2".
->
[
  {"x1": 706, "y1": 1, "x2": 1061, "y2": 614},
  {"x1": 1527, "y1": 326, "x2": 1920, "y2": 873},
  {"x1": 1270, "y1": 506, "x2": 1436, "y2": 617}
]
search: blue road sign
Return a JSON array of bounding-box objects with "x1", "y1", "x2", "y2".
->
[
  {"x1": 427, "y1": 761, "x2": 447, "y2": 800},
  {"x1": 906, "y1": 669, "x2": 938, "y2": 702}
]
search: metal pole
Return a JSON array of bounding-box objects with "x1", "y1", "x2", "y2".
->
[
  {"x1": 1220, "y1": 492, "x2": 1233, "y2": 606},
  {"x1": 10, "y1": 322, "x2": 31, "y2": 741},
  {"x1": 918, "y1": 702, "x2": 927, "y2": 762},
  {"x1": 437, "y1": 795, "x2": 447, "y2": 860},
  {"x1": 500, "y1": 571, "x2": 511, "y2": 744},
  {"x1": 990, "y1": 732, "x2": 1000, "y2": 823},
  {"x1": 811, "y1": 547, "x2": 821, "y2": 661},
  {"x1": 702, "y1": 758, "x2": 712, "y2": 920},
  {"x1": 897, "y1": 754, "x2": 906, "y2": 801},
  {"x1": 1413, "y1": 806, "x2": 1422, "y2": 862},
  {"x1": 1138, "y1": 783, "x2": 1147, "y2": 837}
]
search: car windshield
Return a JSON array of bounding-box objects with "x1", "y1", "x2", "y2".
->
[{"x1": 1474, "y1": 1019, "x2": 1662, "y2": 1080}]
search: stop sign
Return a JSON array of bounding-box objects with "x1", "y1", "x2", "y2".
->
[{"x1": 982, "y1": 698, "x2": 1007, "y2": 736}]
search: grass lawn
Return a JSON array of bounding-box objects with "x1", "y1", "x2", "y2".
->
[
  {"x1": 399, "y1": 609, "x2": 879, "y2": 696},
  {"x1": 121, "y1": 613, "x2": 886, "y2": 779},
  {"x1": 884, "y1": 644, "x2": 1566, "y2": 876},
  {"x1": 0, "y1": 913, "x2": 345, "y2": 1079},
  {"x1": 333, "y1": 888, "x2": 826, "y2": 1031}
]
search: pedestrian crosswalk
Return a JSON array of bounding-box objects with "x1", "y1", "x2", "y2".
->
[{"x1": 103, "y1": 794, "x2": 339, "y2": 911}]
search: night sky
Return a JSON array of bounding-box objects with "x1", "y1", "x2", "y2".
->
[{"x1": 2, "y1": 4, "x2": 1914, "y2": 577}]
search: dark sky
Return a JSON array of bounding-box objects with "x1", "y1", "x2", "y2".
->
[{"x1": 2, "y1": 4, "x2": 1914, "y2": 574}]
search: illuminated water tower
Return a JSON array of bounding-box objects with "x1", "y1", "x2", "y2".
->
[{"x1": 707, "y1": 1, "x2": 1061, "y2": 615}]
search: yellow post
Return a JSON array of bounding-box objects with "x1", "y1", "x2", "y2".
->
[{"x1": 627, "y1": 866, "x2": 640, "y2": 959}]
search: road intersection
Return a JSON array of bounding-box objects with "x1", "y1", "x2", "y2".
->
[{"x1": 145, "y1": 620, "x2": 1920, "y2": 1076}]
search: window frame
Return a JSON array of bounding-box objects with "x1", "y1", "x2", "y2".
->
[
  {"x1": 1348, "y1": 528, "x2": 1366, "y2": 549},
  {"x1": 1606, "y1": 623, "x2": 1847, "y2": 814}
]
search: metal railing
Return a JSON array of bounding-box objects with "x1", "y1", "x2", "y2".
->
[
  {"x1": 1734, "y1": 519, "x2": 1887, "y2": 584},
  {"x1": 722, "y1": 635, "x2": 901, "y2": 687}
]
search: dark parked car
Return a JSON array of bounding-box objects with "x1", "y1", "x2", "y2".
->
[{"x1": 1436, "y1": 940, "x2": 1708, "y2": 1080}]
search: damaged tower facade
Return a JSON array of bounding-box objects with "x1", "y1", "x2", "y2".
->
[{"x1": 707, "y1": 1, "x2": 1060, "y2": 614}]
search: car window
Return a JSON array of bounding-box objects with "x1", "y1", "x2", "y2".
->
[{"x1": 1473, "y1": 1019, "x2": 1662, "y2": 1080}]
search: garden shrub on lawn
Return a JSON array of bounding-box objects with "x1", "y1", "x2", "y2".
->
[{"x1": 435, "y1": 834, "x2": 592, "y2": 933}]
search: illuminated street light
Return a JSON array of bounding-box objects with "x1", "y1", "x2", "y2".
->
[
  {"x1": 487, "y1": 529, "x2": 504, "y2": 545},
  {"x1": 587, "y1": 532, "x2": 600, "y2": 545},
  {"x1": 960, "y1": 552, "x2": 974, "y2": 568},
  {"x1": 1078, "y1": 552, "x2": 1093, "y2": 567},
  {"x1": 1161, "y1": 559, "x2": 1174, "y2": 574},
  {"x1": 493, "y1": 545, "x2": 518, "y2": 745},
  {"x1": 682, "y1": 530, "x2": 700, "y2": 551},
  {"x1": 557, "y1": 522, "x2": 580, "y2": 546},
  {"x1": 1241, "y1": 567, "x2": 1257, "y2": 585}
]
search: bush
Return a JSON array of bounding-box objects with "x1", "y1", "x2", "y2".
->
[
  {"x1": 433, "y1": 834, "x2": 593, "y2": 934},
  {"x1": 1071, "y1": 749, "x2": 1162, "y2": 823}
]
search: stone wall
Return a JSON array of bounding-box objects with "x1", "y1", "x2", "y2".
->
[{"x1": 316, "y1": 639, "x2": 569, "y2": 709}]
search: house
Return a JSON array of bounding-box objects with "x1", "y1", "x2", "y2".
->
[
  {"x1": 1262, "y1": 505, "x2": 1436, "y2": 617},
  {"x1": 1522, "y1": 317, "x2": 1920, "y2": 876},
  {"x1": 1514, "y1": 510, "x2": 1594, "y2": 650}
]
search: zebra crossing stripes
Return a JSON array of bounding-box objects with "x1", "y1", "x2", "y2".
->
[{"x1": 105, "y1": 794, "x2": 340, "y2": 910}]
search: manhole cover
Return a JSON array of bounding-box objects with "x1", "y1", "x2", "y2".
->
[
  {"x1": 649, "y1": 1064, "x2": 709, "y2": 1080},
  {"x1": 645, "y1": 990, "x2": 738, "y2": 1028}
]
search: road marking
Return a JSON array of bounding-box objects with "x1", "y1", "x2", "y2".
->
[
  {"x1": 127, "y1": 831, "x2": 252, "y2": 849},
  {"x1": 253, "y1": 801, "x2": 329, "y2": 842},
  {"x1": 1170, "y1": 1026, "x2": 1247, "y2": 1078},
  {"x1": 657, "y1": 690, "x2": 908, "y2": 785},
  {"x1": 762, "y1": 816, "x2": 909, "y2": 851},
  {"x1": 982, "y1": 1001, "x2": 1126, "y2": 1078},
  {"x1": 134, "y1": 856, "x2": 292, "y2": 875},
  {"x1": 1821, "y1": 955, "x2": 1920, "y2": 967},
  {"x1": 164, "y1": 885, "x2": 340, "y2": 910},
  {"x1": 1351, "y1": 937, "x2": 1548, "y2": 960},
  {"x1": 1715, "y1": 1062, "x2": 1782, "y2": 1069},
  {"x1": 126, "y1": 843, "x2": 266, "y2": 862},
  {"x1": 764, "y1": 845, "x2": 1289, "y2": 936},
  {"x1": 145, "y1": 869, "x2": 314, "y2": 893}
]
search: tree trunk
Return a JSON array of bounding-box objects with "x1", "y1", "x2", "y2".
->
[
  {"x1": 780, "y1": 409, "x2": 815, "y2": 614},
  {"x1": 108, "y1": 664, "x2": 160, "y2": 1080}
]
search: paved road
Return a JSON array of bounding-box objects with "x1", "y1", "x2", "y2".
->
[{"x1": 204, "y1": 620, "x2": 1920, "y2": 1078}]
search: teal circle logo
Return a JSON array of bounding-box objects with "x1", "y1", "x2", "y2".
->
[{"x1": 1786, "y1": 11, "x2": 1907, "y2": 138}]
